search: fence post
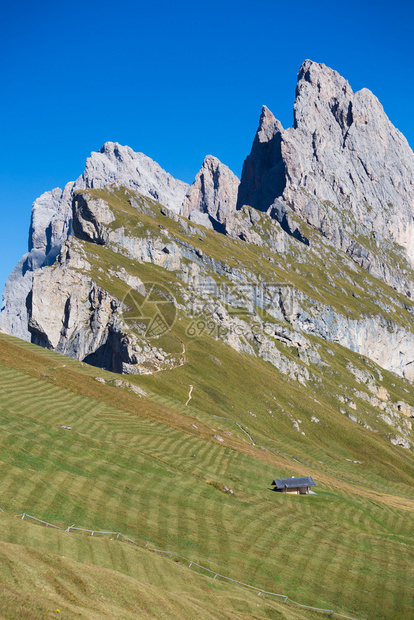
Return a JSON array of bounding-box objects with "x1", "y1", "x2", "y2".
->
[
  {"x1": 21, "y1": 513, "x2": 25, "y2": 520},
  {"x1": 284, "y1": 596, "x2": 288, "y2": 603},
  {"x1": 189, "y1": 562, "x2": 192, "y2": 568}
]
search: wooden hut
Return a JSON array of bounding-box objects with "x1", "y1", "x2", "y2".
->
[{"x1": 271, "y1": 476, "x2": 316, "y2": 494}]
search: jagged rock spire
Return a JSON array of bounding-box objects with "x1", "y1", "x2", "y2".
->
[
  {"x1": 284, "y1": 60, "x2": 414, "y2": 269},
  {"x1": 181, "y1": 155, "x2": 239, "y2": 227},
  {"x1": 236, "y1": 60, "x2": 414, "y2": 297},
  {"x1": 236, "y1": 105, "x2": 285, "y2": 212}
]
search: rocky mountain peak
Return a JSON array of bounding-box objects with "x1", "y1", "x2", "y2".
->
[
  {"x1": 181, "y1": 154, "x2": 239, "y2": 228},
  {"x1": 236, "y1": 105, "x2": 285, "y2": 212},
  {"x1": 201, "y1": 154, "x2": 221, "y2": 169},
  {"x1": 294, "y1": 60, "x2": 354, "y2": 136},
  {"x1": 257, "y1": 105, "x2": 283, "y2": 143},
  {"x1": 0, "y1": 142, "x2": 189, "y2": 341},
  {"x1": 98, "y1": 141, "x2": 128, "y2": 156},
  {"x1": 83, "y1": 143, "x2": 188, "y2": 213},
  {"x1": 236, "y1": 60, "x2": 414, "y2": 296},
  {"x1": 296, "y1": 59, "x2": 353, "y2": 98}
]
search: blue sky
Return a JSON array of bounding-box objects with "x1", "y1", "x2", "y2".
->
[{"x1": 1, "y1": 0, "x2": 413, "y2": 294}]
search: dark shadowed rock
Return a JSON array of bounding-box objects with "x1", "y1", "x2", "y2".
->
[
  {"x1": 72, "y1": 192, "x2": 114, "y2": 245},
  {"x1": 236, "y1": 106, "x2": 285, "y2": 212}
]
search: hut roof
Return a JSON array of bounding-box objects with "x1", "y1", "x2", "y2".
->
[{"x1": 271, "y1": 476, "x2": 316, "y2": 488}]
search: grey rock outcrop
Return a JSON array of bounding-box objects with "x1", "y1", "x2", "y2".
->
[
  {"x1": 67, "y1": 191, "x2": 414, "y2": 381},
  {"x1": 282, "y1": 289, "x2": 414, "y2": 382},
  {"x1": 0, "y1": 183, "x2": 76, "y2": 341},
  {"x1": 83, "y1": 142, "x2": 188, "y2": 214},
  {"x1": 181, "y1": 155, "x2": 239, "y2": 228},
  {"x1": 72, "y1": 193, "x2": 115, "y2": 245},
  {"x1": 28, "y1": 238, "x2": 181, "y2": 374},
  {"x1": 187, "y1": 210, "x2": 214, "y2": 230},
  {"x1": 29, "y1": 184, "x2": 75, "y2": 257},
  {"x1": 226, "y1": 204, "x2": 289, "y2": 250},
  {"x1": 0, "y1": 142, "x2": 189, "y2": 340},
  {"x1": 237, "y1": 60, "x2": 414, "y2": 296},
  {"x1": 29, "y1": 254, "x2": 120, "y2": 363}
]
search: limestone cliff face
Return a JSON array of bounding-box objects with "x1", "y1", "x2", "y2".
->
[
  {"x1": 0, "y1": 183, "x2": 76, "y2": 341},
  {"x1": 226, "y1": 206, "x2": 414, "y2": 380},
  {"x1": 28, "y1": 237, "x2": 182, "y2": 374},
  {"x1": 181, "y1": 155, "x2": 239, "y2": 228},
  {"x1": 29, "y1": 245, "x2": 121, "y2": 364},
  {"x1": 237, "y1": 60, "x2": 414, "y2": 297},
  {"x1": 26, "y1": 189, "x2": 411, "y2": 383}
]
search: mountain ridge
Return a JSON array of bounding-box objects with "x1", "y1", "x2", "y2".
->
[{"x1": 1, "y1": 59, "x2": 414, "y2": 392}]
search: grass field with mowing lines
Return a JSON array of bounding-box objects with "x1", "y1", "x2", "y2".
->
[
  {"x1": 1, "y1": 515, "x2": 322, "y2": 620},
  {"x1": 0, "y1": 334, "x2": 413, "y2": 619}
]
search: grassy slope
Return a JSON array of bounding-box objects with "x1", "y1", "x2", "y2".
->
[
  {"x1": 1, "y1": 188, "x2": 414, "y2": 619},
  {"x1": 1, "y1": 513, "x2": 326, "y2": 620},
  {"x1": 76, "y1": 236, "x2": 414, "y2": 497},
  {"x1": 0, "y1": 334, "x2": 413, "y2": 620},
  {"x1": 0, "y1": 516, "x2": 321, "y2": 620}
]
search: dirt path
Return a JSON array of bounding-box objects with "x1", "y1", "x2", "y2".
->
[{"x1": 185, "y1": 385, "x2": 193, "y2": 406}]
